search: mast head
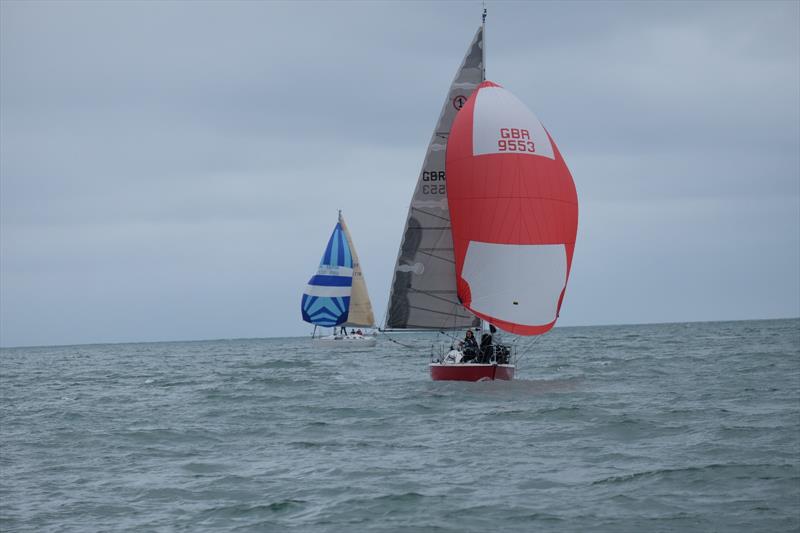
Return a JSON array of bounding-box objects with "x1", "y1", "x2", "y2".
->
[{"x1": 482, "y1": 5, "x2": 487, "y2": 24}]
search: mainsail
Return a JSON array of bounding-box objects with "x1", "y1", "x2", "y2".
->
[
  {"x1": 385, "y1": 26, "x2": 485, "y2": 330},
  {"x1": 338, "y1": 212, "x2": 375, "y2": 328},
  {"x1": 301, "y1": 222, "x2": 354, "y2": 327},
  {"x1": 445, "y1": 81, "x2": 579, "y2": 335}
]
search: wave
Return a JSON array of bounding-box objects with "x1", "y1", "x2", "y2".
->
[{"x1": 591, "y1": 463, "x2": 796, "y2": 485}]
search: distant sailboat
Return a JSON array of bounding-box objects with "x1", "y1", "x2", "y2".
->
[
  {"x1": 384, "y1": 14, "x2": 578, "y2": 380},
  {"x1": 302, "y1": 211, "x2": 377, "y2": 346}
]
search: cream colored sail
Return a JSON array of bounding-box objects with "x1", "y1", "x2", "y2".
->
[{"x1": 339, "y1": 212, "x2": 375, "y2": 328}]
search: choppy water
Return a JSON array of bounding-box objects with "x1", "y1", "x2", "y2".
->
[{"x1": 1, "y1": 319, "x2": 798, "y2": 532}]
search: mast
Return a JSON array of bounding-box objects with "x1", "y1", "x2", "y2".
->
[
  {"x1": 482, "y1": 5, "x2": 487, "y2": 81},
  {"x1": 479, "y1": 5, "x2": 487, "y2": 335}
]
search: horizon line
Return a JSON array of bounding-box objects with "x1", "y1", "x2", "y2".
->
[{"x1": 1, "y1": 315, "x2": 797, "y2": 350}]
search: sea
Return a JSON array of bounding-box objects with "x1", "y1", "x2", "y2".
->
[{"x1": 1, "y1": 319, "x2": 798, "y2": 532}]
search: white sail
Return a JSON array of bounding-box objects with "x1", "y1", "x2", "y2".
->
[
  {"x1": 384, "y1": 26, "x2": 484, "y2": 330},
  {"x1": 339, "y1": 213, "x2": 375, "y2": 328}
]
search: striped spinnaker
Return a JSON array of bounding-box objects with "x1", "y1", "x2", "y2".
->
[{"x1": 301, "y1": 222, "x2": 354, "y2": 327}]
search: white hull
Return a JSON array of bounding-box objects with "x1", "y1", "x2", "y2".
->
[{"x1": 312, "y1": 335, "x2": 377, "y2": 347}]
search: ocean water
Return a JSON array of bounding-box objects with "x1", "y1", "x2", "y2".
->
[{"x1": 1, "y1": 319, "x2": 798, "y2": 532}]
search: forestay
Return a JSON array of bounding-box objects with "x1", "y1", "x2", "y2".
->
[{"x1": 385, "y1": 26, "x2": 485, "y2": 330}]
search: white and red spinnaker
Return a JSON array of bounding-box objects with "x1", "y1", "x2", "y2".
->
[{"x1": 445, "y1": 81, "x2": 578, "y2": 335}]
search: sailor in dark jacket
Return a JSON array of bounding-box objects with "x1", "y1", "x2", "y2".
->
[
  {"x1": 479, "y1": 332, "x2": 494, "y2": 363},
  {"x1": 461, "y1": 329, "x2": 479, "y2": 362}
]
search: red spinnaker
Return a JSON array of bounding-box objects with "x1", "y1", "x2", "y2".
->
[{"x1": 446, "y1": 81, "x2": 578, "y2": 335}]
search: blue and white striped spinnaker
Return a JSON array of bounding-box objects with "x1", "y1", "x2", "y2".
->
[{"x1": 301, "y1": 221, "x2": 354, "y2": 327}]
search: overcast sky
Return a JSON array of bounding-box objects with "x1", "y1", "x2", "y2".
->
[{"x1": 1, "y1": 0, "x2": 798, "y2": 347}]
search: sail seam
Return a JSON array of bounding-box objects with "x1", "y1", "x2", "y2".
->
[
  {"x1": 407, "y1": 291, "x2": 465, "y2": 307},
  {"x1": 455, "y1": 195, "x2": 578, "y2": 204},
  {"x1": 413, "y1": 250, "x2": 455, "y2": 264},
  {"x1": 406, "y1": 304, "x2": 473, "y2": 318},
  {"x1": 410, "y1": 207, "x2": 450, "y2": 223}
]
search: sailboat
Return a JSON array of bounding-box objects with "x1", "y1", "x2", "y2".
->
[
  {"x1": 384, "y1": 14, "x2": 578, "y2": 380},
  {"x1": 302, "y1": 211, "x2": 377, "y2": 347}
]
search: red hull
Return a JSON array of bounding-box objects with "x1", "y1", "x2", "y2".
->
[{"x1": 429, "y1": 364, "x2": 515, "y2": 381}]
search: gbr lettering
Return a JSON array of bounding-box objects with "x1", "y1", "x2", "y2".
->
[
  {"x1": 421, "y1": 170, "x2": 446, "y2": 195},
  {"x1": 422, "y1": 170, "x2": 446, "y2": 181},
  {"x1": 497, "y1": 128, "x2": 535, "y2": 153}
]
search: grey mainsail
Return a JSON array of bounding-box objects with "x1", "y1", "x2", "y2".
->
[{"x1": 385, "y1": 26, "x2": 484, "y2": 330}]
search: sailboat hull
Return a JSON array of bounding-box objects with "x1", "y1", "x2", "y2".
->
[
  {"x1": 313, "y1": 335, "x2": 377, "y2": 347},
  {"x1": 429, "y1": 363, "x2": 515, "y2": 381}
]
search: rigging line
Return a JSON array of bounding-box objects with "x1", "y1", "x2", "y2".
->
[
  {"x1": 387, "y1": 325, "x2": 470, "y2": 331},
  {"x1": 406, "y1": 288, "x2": 460, "y2": 301},
  {"x1": 406, "y1": 289, "x2": 463, "y2": 308},
  {"x1": 386, "y1": 301, "x2": 475, "y2": 330},
  {"x1": 517, "y1": 335, "x2": 539, "y2": 354},
  {"x1": 439, "y1": 328, "x2": 465, "y2": 345},
  {"x1": 413, "y1": 249, "x2": 455, "y2": 264},
  {"x1": 514, "y1": 335, "x2": 543, "y2": 369},
  {"x1": 406, "y1": 303, "x2": 469, "y2": 317},
  {"x1": 407, "y1": 288, "x2": 459, "y2": 295},
  {"x1": 410, "y1": 206, "x2": 451, "y2": 223},
  {"x1": 376, "y1": 330, "x2": 423, "y2": 351}
]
